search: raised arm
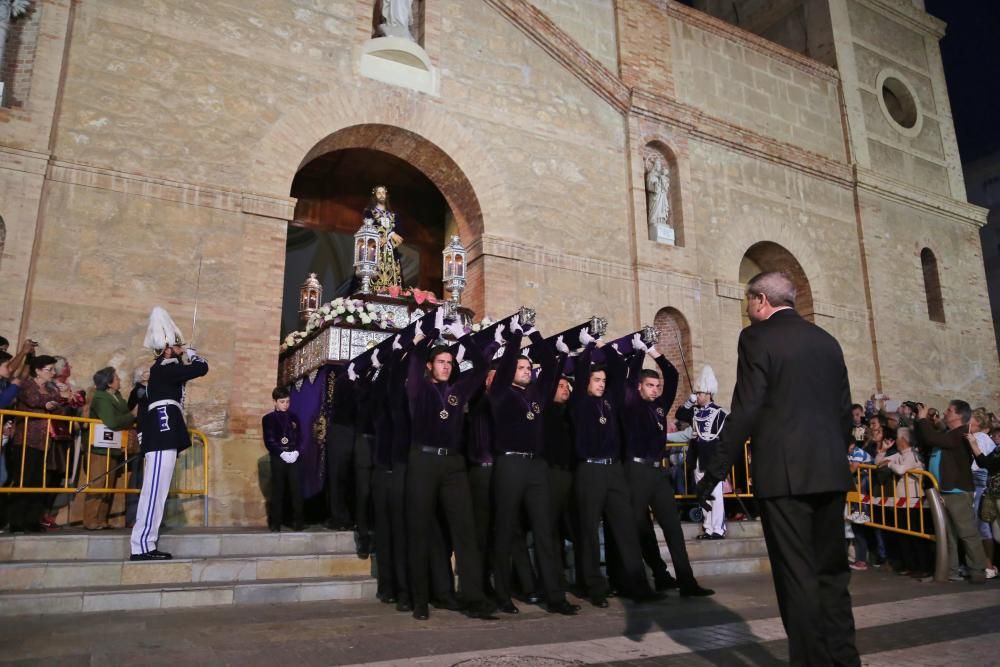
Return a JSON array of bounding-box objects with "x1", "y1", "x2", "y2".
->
[
  {"x1": 622, "y1": 351, "x2": 645, "y2": 407},
  {"x1": 572, "y1": 345, "x2": 595, "y2": 404},
  {"x1": 604, "y1": 344, "x2": 627, "y2": 408},
  {"x1": 453, "y1": 336, "x2": 489, "y2": 396},
  {"x1": 652, "y1": 353, "x2": 680, "y2": 411}
]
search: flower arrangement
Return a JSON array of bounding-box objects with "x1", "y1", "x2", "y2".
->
[{"x1": 280, "y1": 297, "x2": 396, "y2": 352}]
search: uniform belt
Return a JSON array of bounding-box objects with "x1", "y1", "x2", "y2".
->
[
  {"x1": 584, "y1": 457, "x2": 616, "y2": 465},
  {"x1": 148, "y1": 399, "x2": 182, "y2": 411},
  {"x1": 417, "y1": 445, "x2": 460, "y2": 457},
  {"x1": 502, "y1": 451, "x2": 535, "y2": 459},
  {"x1": 631, "y1": 457, "x2": 662, "y2": 468},
  {"x1": 474, "y1": 462, "x2": 494, "y2": 467}
]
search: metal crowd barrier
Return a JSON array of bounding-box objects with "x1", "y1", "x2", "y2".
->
[
  {"x1": 847, "y1": 462, "x2": 948, "y2": 582},
  {"x1": 666, "y1": 441, "x2": 754, "y2": 498},
  {"x1": 0, "y1": 409, "x2": 209, "y2": 526}
]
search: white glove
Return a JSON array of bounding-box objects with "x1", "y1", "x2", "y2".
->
[
  {"x1": 509, "y1": 315, "x2": 523, "y2": 335},
  {"x1": 579, "y1": 328, "x2": 595, "y2": 346},
  {"x1": 522, "y1": 323, "x2": 538, "y2": 337},
  {"x1": 555, "y1": 335, "x2": 569, "y2": 354},
  {"x1": 185, "y1": 347, "x2": 199, "y2": 361},
  {"x1": 632, "y1": 333, "x2": 647, "y2": 353},
  {"x1": 455, "y1": 344, "x2": 466, "y2": 365},
  {"x1": 287, "y1": 450, "x2": 299, "y2": 463},
  {"x1": 371, "y1": 350, "x2": 382, "y2": 369},
  {"x1": 392, "y1": 335, "x2": 402, "y2": 351},
  {"x1": 433, "y1": 308, "x2": 445, "y2": 333},
  {"x1": 347, "y1": 363, "x2": 358, "y2": 382},
  {"x1": 494, "y1": 323, "x2": 506, "y2": 345},
  {"x1": 611, "y1": 343, "x2": 620, "y2": 354},
  {"x1": 279, "y1": 451, "x2": 294, "y2": 464},
  {"x1": 444, "y1": 321, "x2": 465, "y2": 339},
  {"x1": 686, "y1": 393, "x2": 697, "y2": 406}
]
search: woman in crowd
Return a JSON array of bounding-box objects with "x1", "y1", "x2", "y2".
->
[
  {"x1": 84, "y1": 367, "x2": 135, "y2": 530},
  {"x1": 7, "y1": 355, "x2": 63, "y2": 533},
  {"x1": 969, "y1": 410, "x2": 997, "y2": 579}
]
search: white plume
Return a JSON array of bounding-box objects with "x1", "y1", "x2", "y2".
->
[
  {"x1": 143, "y1": 306, "x2": 184, "y2": 351},
  {"x1": 694, "y1": 365, "x2": 718, "y2": 396}
]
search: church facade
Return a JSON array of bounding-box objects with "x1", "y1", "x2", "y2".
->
[{"x1": 1, "y1": 0, "x2": 997, "y2": 525}]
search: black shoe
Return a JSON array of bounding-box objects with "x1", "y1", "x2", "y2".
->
[
  {"x1": 655, "y1": 574, "x2": 679, "y2": 591},
  {"x1": 412, "y1": 604, "x2": 429, "y2": 620},
  {"x1": 547, "y1": 600, "x2": 580, "y2": 615},
  {"x1": 396, "y1": 598, "x2": 413, "y2": 612},
  {"x1": 590, "y1": 596, "x2": 609, "y2": 608},
  {"x1": 709, "y1": 533, "x2": 725, "y2": 540},
  {"x1": 357, "y1": 535, "x2": 371, "y2": 560},
  {"x1": 498, "y1": 599, "x2": 519, "y2": 614},
  {"x1": 695, "y1": 533, "x2": 713, "y2": 540},
  {"x1": 680, "y1": 584, "x2": 715, "y2": 597},
  {"x1": 524, "y1": 592, "x2": 542, "y2": 605},
  {"x1": 129, "y1": 550, "x2": 172, "y2": 561},
  {"x1": 376, "y1": 592, "x2": 397, "y2": 604},
  {"x1": 431, "y1": 596, "x2": 463, "y2": 612},
  {"x1": 465, "y1": 600, "x2": 498, "y2": 620}
]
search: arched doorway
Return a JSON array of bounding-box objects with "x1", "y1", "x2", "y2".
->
[
  {"x1": 738, "y1": 241, "x2": 814, "y2": 327},
  {"x1": 280, "y1": 124, "x2": 485, "y2": 335}
]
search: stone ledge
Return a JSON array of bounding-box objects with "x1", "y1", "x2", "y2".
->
[
  {"x1": 855, "y1": 167, "x2": 988, "y2": 227},
  {"x1": 0, "y1": 145, "x2": 49, "y2": 175}
]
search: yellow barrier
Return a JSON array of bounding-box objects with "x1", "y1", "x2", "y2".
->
[
  {"x1": 0, "y1": 409, "x2": 208, "y2": 498},
  {"x1": 846, "y1": 462, "x2": 939, "y2": 541},
  {"x1": 666, "y1": 441, "x2": 754, "y2": 499}
]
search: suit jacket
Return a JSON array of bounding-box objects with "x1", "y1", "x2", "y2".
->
[
  {"x1": 914, "y1": 419, "x2": 973, "y2": 492},
  {"x1": 706, "y1": 308, "x2": 853, "y2": 499}
]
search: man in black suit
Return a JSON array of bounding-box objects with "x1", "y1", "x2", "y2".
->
[{"x1": 696, "y1": 272, "x2": 860, "y2": 667}]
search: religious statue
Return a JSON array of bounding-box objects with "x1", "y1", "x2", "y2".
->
[
  {"x1": 377, "y1": 0, "x2": 414, "y2": 41},
  {"x1": 645, "y1": 156, "x2": 674, "y2": 244},
  {"x1": 364, "y1": 185, "x2": 404, "y2": 293},
  {"x1": 0, "y1": 1, "x2": 32, "y2": 101}
]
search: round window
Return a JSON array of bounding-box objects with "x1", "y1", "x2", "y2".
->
[{"x1": 876, "y1": 71, "x2": 922, "y2": 136}]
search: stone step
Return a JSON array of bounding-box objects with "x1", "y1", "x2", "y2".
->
[
  {"x1": 686, "y1": 555, "x2": 771, "y2": 578},
  {"x1": 0, "y1": 552, "x2": 374, "y2": 591},
  {"x1": 0, "y1": 528, "x2": 357, "y2": 561},
  {"x1": 0, "y1": 575, "x2": 377, "y2": 616},
  {"x1": 675, "y1": 520, "x2": 763, "y2": 540}
]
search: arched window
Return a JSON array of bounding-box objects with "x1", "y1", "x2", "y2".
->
[
  {"x1": 738, "y1": 241, "x2": 814, "y2": 327},
  {"x1": 920, "y1": 248, "x2": 945, "y2": 323},
  {"x1": 653, "y1": 306, "x2": 692, "y2": 417}
]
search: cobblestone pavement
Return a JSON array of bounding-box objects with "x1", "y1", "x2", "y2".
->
[{"x1": 1, "y1": 569, "x2": 995, "y2": 666}]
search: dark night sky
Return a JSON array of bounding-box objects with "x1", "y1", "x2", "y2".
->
[{"x1": 925, "y1": 1, "x2": 1000, "y2": 164}]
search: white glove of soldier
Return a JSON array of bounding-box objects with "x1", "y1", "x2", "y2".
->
[
  {"x1": 287, "y1": 450, "x2": 299, "y2": 464},
  {"x1": 509, "y1": 315, "x2": 523, "y2": 335},
  {"x1": 685, "y1": 393, "x2": 697, "y2": 407},
  {"x1": 279, "y1": 451, "x2": 294, "y2": 464},
  {"x1": 494, "y1": 323, "x2": 506, "y2": 345},
  {"x1": 433, "y1": 307, "x2": 445, "y2": 333},
  {"x1": 347, "y1": 363, "x2": 358, "y2": 382},
  {"x1": 185, "y1": 347, "x2": 199, "y2": 362},
  {"x1": 444, "y1": 321, "x2": 465, "y2": 339},
  {"x1": 371, "y1": 350, "x2": 382, "y2": 369},
  {"x1": 555, "y1": 335, "x2": 569, "y2": 354},
  {"x1": 392, "y1": 335, "x2": 403, "y2": 351},
  {"x1": 579, "y1": 328, "x2": 595, "y2": 346},
  {"x1": 632, "y1": 333, "x2": 648, "y2": 354},
  {"x1": 455, "y1": 344, "x2": 467, "y2": 365}
]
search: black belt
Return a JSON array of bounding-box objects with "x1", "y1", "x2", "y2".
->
[
  {"x1": 584, "y1": 457, "x2": 616, "y2": 465},
  {"x1": 502, "y1": 451, "x2": 535, "y2": 459},
  {"x1": 631, "y1": 457, "x2": 662, "y2": 468},
  {"x1": 417, "y1": 446, "x2": 460, "y2": 457}
]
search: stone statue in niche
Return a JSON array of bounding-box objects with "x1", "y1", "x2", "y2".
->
[
  {"x1": 645, "y1": 155, "x2": 675, "y2": 245},
  {"x1": 377, "y1": 0, "x2": 414, "y2": 41}
]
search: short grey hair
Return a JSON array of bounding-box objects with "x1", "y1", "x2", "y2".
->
[
  {"x1": 746, "y1": 271, "x2": 796, "y2": 308},
  {"x1": 133, "y1": 365, "x2": 149, "y2": 384},
  {"x1": 93, "y1": 366, "x2": 116, "y2": 391},
  {"x1": 896, "y1": 427, "x2": 911, "y2": 443}
]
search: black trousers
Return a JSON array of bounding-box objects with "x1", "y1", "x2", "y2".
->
[
  {"x1": 372, "y1": 466, "x2": 395, "y2": 598},
  {"x1": 575, "y1": 462, "x2": 651, "y2": 599},
  {"x1": 5, "y1": 447, "x2": 46, "y2": 530},
  {"x1": 469, "y1": 464, "x2": 537, "y2": 597},
  {"x1": 326, "y1": 424, "x2": 354, "y2": 527},
  {"x1": 625, "y1": 461, "x2": 696, "y2": 586},
  {"x1": 390, "y1": 463, "x2": 454, "y2": 604},
  {"x1": 354, "y1": 434, "x2": 374, "y2": 538},
  {"x1": 405, "y1": 449, "x2": 485, "y2": 607},
  {"x1": 492, "y1": 456, "x2": 565, "y2": 604},
  {"x1": 268, "y1": 453, "x2": 303, "y2": 528},
  {"x1": 759, "y1": 492, "x2": 860, "y2": 667},
  {"x1": 548, "y1": 466, "x2": 578, "y2": 589}
]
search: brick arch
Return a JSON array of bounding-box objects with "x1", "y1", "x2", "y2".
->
[
  {"x1": 653, "y1": 306, "x2": 693, "y2": 416},
  {"x1": 739, "y1": 241, "x2": 814, "y2": 322},
  {"x1": 248, "y1": 86, "x2": 511, "y2": 316}
]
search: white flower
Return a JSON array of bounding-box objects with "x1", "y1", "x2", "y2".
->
[
  {"x1": 360, "y1": 313, "x2": 372, "y2": 325},
  {"x1": 366, "y1": 302, "x2": 377, "y2": 313},
  {"x1": 324, "y1": 313, "x2": 335, "y2": 322},
  {"x1": 336, "y1": 306, "x2": 346, "y2": 315},
  {"x1": 319, "y1": 304, "x2": 331, "y2": 315},
  {"x1": 284, "y1": 334, "x2": 296, "y2": 346},
  {"x1": 472, "y1": 323, "x2": 481, "y2": 333},
  {"x1": 346, "y1": 302, "x2": 356, "y2": 313},
  {"x1": 346, "y1": 315, "x2": 355, "y2": 324}
]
